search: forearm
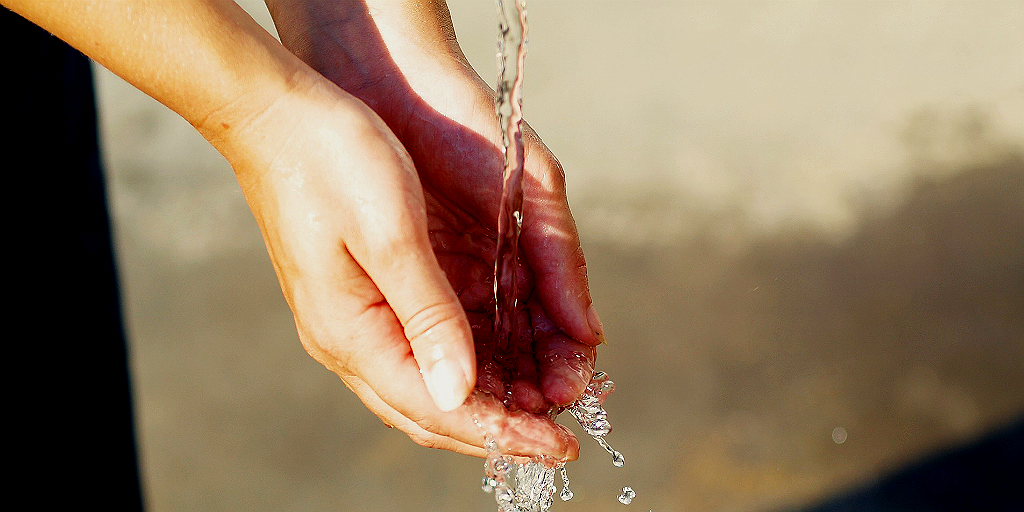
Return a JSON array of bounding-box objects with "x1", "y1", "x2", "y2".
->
[{"x1": 4, "y1": 0, "x2": 313, "y2": 147}]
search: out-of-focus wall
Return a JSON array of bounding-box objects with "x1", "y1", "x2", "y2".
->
[{"x1": 95, "y1": 1, "x2": 1023, "y2": 511}]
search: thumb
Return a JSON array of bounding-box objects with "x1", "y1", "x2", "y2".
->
[
  {"x1": 350, "y1": 221, "x2": 477, "y2": 413},
  {"x1": 327, "y1": 118, "x2": 476, "y2": 413}
]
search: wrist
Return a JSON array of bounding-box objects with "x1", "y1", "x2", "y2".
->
[
  {"x1": 210, "y1": 71, "x2": 377, "y2": 186},
  {"x1": 266, "y1": 0, "x2": 468, "y2": 94}
]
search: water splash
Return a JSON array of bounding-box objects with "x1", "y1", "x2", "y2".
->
[
  {"x1": 480, "y1": 371, "x2": 631, "y2": 510},
  {"x1": 567, "y1": 371, "x2": 625, "y2": 467},
  {"x1": 482, "y1": 438, "x2": 560, "y2": 512}
]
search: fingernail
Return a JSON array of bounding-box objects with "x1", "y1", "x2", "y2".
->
[
  {"x1": 424, "y1": 358, "x2": 471, "y2": 412},
  {"x1": 587, "y1": 304, "x2": 607, "y2": 344}
]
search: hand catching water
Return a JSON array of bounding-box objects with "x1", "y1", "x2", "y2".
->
[{"x1": 264, "y1": 0, "x2": 605, "y2": 458}]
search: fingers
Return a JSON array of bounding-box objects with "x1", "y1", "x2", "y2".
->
[
  {"x1": 342, "y1": 159, "x2": 477, "y2": 413},
  {"x1": 531, "y1": 302, "x2": 596, "y2": 405},
  {"x1": 332, "y1": 164, "x2": 577, "y2": 456},
  {"x1": 520, "y1": 127, "x2": 606, "y2": 347},
  {"x1": 368, "y1": 254, "x2": 474, "y2": 412},
  {"x1": 345, "y1": 333, "x2": 579, "y2": 459},
  {"x1": 342, "y1": 375, "x2": 487, "y2": 457}
]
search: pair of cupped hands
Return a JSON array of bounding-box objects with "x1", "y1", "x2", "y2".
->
[{"x1": 240, "y1": 0, "x2": 604, "y2": 460}]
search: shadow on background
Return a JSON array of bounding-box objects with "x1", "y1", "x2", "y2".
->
[
  {"x1": 582, "y1": 153, "x2": 1023, "y2": 511},
  {"x1": 782, "y1": 417, "x2": 1023, "y2": 512}
]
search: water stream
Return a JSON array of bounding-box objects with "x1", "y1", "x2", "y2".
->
[
  {"x1": 492, "y1": 0, "x2": 529, "y2": 361},
  {"x1": 483, "y1": 1, "x2": 633, "y2": 510}
]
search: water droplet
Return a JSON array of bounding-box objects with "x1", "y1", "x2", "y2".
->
[
  {"x1": 560, "y1": 487, "x2": 574, "y2": 501},
  {"x1": 591, "y1": 418, "x2": 612, "y2": 435},
  {"x1": 541, "y1": 494, "x2": 554, "y2": 510},
  {"x1": 832, "y1": 426, "x2": 848, "y2": 444},
  {"x1": 496, "y1": 486, "x2": 513, "y2": 506},
  {"x1": 617, "y1": 486, "x2": 636, "y2": 505},
  {"x1": 612, "y1": 450, "x2": 625, "y2": 467},
  {"x1": 595, "y1": 437, "x2": 625, "y2": 467}
]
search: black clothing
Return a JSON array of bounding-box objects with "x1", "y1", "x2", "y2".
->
[{"x1": 5, "y1": 7, "x2": 144, "y2": 509}]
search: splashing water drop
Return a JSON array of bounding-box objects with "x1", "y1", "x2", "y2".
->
[
  {"x1": 559, "y1": 486, "x2": 574, "y2": 502},
  {"x1": 478, "y1": 371, "x2": 634, "y2": 510},
  {"x1": 617, "y1": 486, "x2": 636, "y2": 505}
]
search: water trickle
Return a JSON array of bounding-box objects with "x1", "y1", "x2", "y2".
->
[
  {"x1": 558, "y1": 467, "x2": 573, "y2": 501},
  {"x1": 480, "y1": 406, "x2": 563, "y2": 512},
  {"x1": 567, "y1": 371, "x2": 625, "y2": 467},
  {"x1": 482, "y1": 476, "x2": 497, "y2": 493}
]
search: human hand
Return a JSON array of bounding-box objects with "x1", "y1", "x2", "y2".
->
[
  {"x1": 265, "y1": 0, "x2": 605, "y2": 452},
  {"x1": 223, "y1": 73, "x2": 586, "y2": 459}
]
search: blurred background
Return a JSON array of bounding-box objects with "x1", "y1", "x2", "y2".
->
[{"x1": 94, "y1": 1, "x2": 1023, "y2": 511}]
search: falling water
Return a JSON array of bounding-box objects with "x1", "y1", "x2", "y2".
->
[
  {"x1": 566, "y1": 371, "x2": 625, "y2": 468},
  {"x1": 558, "y1": 467, "x2": 573, "y2": 501},
  {"x1": 481, "y1": 373, "x2": 631, "y2": 511},
  {"x1": 492, "y1": 0, "x2": 528, "y2": 359},
  {"x1": 483, "y1": 0, "x2": 634, "y2": 510},
  {"x1": 484, "y1": 1, "x2": 556, "y2": 509}
]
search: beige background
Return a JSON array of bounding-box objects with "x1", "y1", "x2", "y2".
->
[{"x1": 95, "y1": 1, "x2": 1024, "y2": 511}]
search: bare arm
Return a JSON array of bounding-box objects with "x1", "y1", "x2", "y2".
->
[{"x1": 5, "y1": 0, "x2": 304, "y2": 145}]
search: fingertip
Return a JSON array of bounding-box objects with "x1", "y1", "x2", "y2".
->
[
  {"x1": 510, "y1": 380, "x2": 548, "y2": 414},
  {"x1": 541, "y1": 366, "x2": 591, "y2": 406},
  {"x1": 586, "y1": 303, "x2": 607, "y2": 345},
  {"x1": 423, "y1": 357, "x2": 473, "y2": 412},
  {"x1": 469, "y1": 395, "x2": 578, "y2": 460},
  {"x1": 537, "y1": 336, "x2": 595, "y2": 406}
]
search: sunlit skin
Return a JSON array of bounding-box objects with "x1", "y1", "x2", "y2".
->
[{"x1": 6, "y1": 0, "x2": 605, "y2": 460}]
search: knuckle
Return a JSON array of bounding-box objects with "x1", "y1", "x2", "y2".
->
[
  {"x1": 365, "y1": 222, "x2": 417, "y2": 259},
  {"x1": 402, "y1": 301, "x2": 465, "y2": 347},
  {"x1": 401, "y1": 414, "x2": 447, "y2": 450},
  {"x1": 538, "y1": 152, "x2": 568, "y2": 193},
  {"x1": 549, "y1": 155, "x2": 567, "y2": 189},
  {"x1": 406, "y1": 412, "x2": 446, "y2": 442},
  {"x1": 297, "y1": 327, "x2": 355, "y2": 374}
]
